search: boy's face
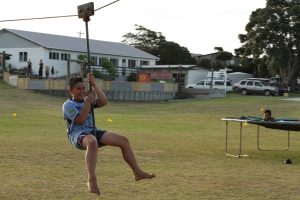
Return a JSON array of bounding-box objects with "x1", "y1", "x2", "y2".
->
[
  {"x1": 264, "y1": 112, "x2": 271, "y2": 119},
  {"x1": 69, "y1": 82, "x2": 86, "y2": 101}
]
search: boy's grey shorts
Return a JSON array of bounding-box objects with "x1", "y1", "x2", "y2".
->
[{"x1": 75, "y1": 130, "x2": 106, "y2": 150}]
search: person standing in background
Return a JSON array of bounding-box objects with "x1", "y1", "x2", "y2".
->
[
  {"x1": 51, "y1": 66, "x2": 55, "y2": 78},
  {"x1": 27, "y1": 59, "x2": 32, "y2": 77},
  {"x1": 45, "y1": 66, "x2": 50, "y2": 79},
  {"x1": 39, "y1": 59, "x2": 43, "y2": 78}
]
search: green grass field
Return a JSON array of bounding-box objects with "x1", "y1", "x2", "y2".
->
[{"x1": 2, "y1": 80, "x2": 300, "y2": 200}]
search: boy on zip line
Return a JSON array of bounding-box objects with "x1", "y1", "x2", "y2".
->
[{"x1": 63, "y1": 74, "x2": 155, "y2": 195}]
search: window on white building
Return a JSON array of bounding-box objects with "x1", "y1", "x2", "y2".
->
[
  {"x1": 61, "y1": 53, "x2": 70, "y2": 61},
  {"x1": 110, "y1": 58, "x2": 119, "y2": 67},
  {"x1": 140, "y1": 60, "x2": 149, "y2": 66},
  {"x1": 19, "y1": 52, "x2": 28, "y2": 62},
  {"x1": 91, "y1": 56, "x2": 97, "y2": 65},
  {"x1": 128, "y1": 59, "x2": 136, "y2": 68},
  {"x1": 99, "y1": 57, "x2": 109, "y2": 66},
  {"x1": 49, "y1": 52, "x2": 59, "y2": 60}
]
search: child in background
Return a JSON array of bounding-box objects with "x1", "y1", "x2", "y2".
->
[{"x1": 263, "y1": 109, "x2": 276, "y2": 121}]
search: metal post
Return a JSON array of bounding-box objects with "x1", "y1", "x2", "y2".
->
[
  {"x1": 178, "y1": 64, "x2": 182, "y2": 96},
  {"x1": 257, "y1": 125, "x2": 290, "y2": 151},
  {"x1": 65, "y1": 59, "x2": 70, "y2": 92},
  {"x1": 225, "y1": 121, "x2": 228, "y2": 153},
  {"x1": 239, "y1": 122, "x2": 243, "y2": 157},
  {"x1": 211, "y1": 69, "x2": 214, "y2": 88},
  {"x1": 78, "y1": 2, "x2": 96, "y2": 135},
  {"x1": 257, "y1": 125, "x2": 260, "y2": 150},
  {"x1": 85, "y1": 21, "x2": 93, "y2": 92},
  {"x1": 2, "y1": 51, "x2": 6, "y2": 76},
  {"x1": 0, "y1": 51, "x2": 4, "y2": 80},
  {"x1": 288, "y1": 131, "x2": 290, "y2": 148},
  {"x1": 224, "y1": 119, "x2": 249, "y2": 158},
  {"x1": 67, "y1": 59, "x2": 70, "y2": 80},
  {"x1": 224, "y1": 64, "x2": 227, "y2": 96}
]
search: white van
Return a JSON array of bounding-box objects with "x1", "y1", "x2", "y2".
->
[{"x1": 186, "y1": 80, "x2": 233, "y2": 91}]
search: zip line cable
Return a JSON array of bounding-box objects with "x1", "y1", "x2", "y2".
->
[
  {"x1": 0, "y1": 14, "x2": 77, "y2": 23},
  {"x1": 0, "y1": 0, "x2": 120, "y2": 23},
  {"x1": 62, "y1": 168, "x2": 87, "y2": 200},
  {"x1": 94, "y1": 0, "x2": 120, "y2": 11}
]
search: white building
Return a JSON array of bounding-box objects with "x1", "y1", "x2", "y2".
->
[
  {"x1": 140, "y1": 64, "x2": 209, "y2": 85},
  {"x1": 0, "y1": 28, "x2": 158, "y2": 77}
]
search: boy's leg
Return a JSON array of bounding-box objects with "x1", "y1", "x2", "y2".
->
[
  {"x1": 81, "y1": 134, "x2": 100, "y2": 195},
  {"x1": 100, "y1": 132, "x2": 155, "y2": 181}
]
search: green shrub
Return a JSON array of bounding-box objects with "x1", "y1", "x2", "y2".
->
[
  {"x1": 92, "y1": 70, "x2": 102, "y2": 79},
  {"x1": 127, "y1": 73, "x2": 137, "y2": 82}
]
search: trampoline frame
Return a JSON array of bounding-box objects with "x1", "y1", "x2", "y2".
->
[
  {"x1": 222, "y1": 118, "x2": 291, "y2": 158},
  {"x1": 256, "y1": 125, "x2": 290, "y2": 151}
]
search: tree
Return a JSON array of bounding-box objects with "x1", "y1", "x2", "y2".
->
[
  {"x1": 77, "y1": 54, "x2": 87, "y2": 76},
  {"x1": 123, "y1": 24, "x2": 195, "y2": 65},
  {"x1": 214, "y1": 47, "x2": 233, "y2": 69},
  {"x1": 197, "y1": 58, "x2": 211, "y2": 68},
  {"x1": 122, "y1": 25, "x2": 166, "y2": 56},
  {"x1": 158, "y1": 41, "x2": 195, "y2": 64},
  {"x1": 102, "y1": 59, "x2": 116, "y2": 77},
  {"x1": 237, "y1": 0, "x2": 300, "y2": 87},
  {"x1": 214, "y1": 47, "x2": 223, "y2": 52}
]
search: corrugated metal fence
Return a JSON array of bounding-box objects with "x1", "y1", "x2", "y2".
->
[{"x1": 3, "y1": 72, "x2": 178, "y2": 101}]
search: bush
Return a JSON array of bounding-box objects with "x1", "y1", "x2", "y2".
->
[
  {"x1": 92, "y1": 70, "x2": 102, "y2": 79},
  {"x1": 102, "y1": 60, "x2": 116, "y2": 77},
  {"x1": 127, "y1": 73, "x2": 137, "y2": 82},
  {"x1": 9, "y1": 67, "x2": 18, "y2": 74}
]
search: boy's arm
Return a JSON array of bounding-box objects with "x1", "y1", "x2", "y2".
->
[
  {"x1": 88, "y1": 74, "x2": 107, "y2": 108},
  {"x1": 74, "y1": 91, "x2": 95, "y2": 125}
]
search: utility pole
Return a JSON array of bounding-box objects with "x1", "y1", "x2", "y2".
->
[{"x1": 77, "y1": 31, "x2": 85, "y2": 38}]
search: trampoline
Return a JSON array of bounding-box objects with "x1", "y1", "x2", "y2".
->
[{"x1": 221, "y1": 116, "x2": 300, "y2": 157}]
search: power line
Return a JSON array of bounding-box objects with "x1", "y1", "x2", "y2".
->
[
  {"x1": 0, "y1": 14, "x2": 77, "y2": 23},
  {"x1": 0, "y1": 0, "x2": 120, "y2": 23},
  {"x1": 94, "y1": 0, "x2": 120, "y2": 11}
]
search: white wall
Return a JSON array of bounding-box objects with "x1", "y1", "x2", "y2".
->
[
  {"x1": 228, "y1": 72, "x2": 253, "y2": 84},
  {"x1": 1, "y1": 48, "x2": 156, "y2": 77},
  {"x1": 44, "y1": 50, "x2": 80, "y2": 77},
  {"x1": 0, "y1": 30, "x2": 157, "y2": 77},
  {"x1": 186, "y1": 70, "x2": 209, "y2": 85},
  {"x1": 8, "y1": 75, "x2": 18, "y2": 86},
  {"x1": 0, "y1": 47, "x2": 44, "y2": 74}
]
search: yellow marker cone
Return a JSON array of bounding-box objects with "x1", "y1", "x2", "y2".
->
[
  {"x1": 107, "y1": 118, "x2": 113, "y2": 123},
  {"x1": 243, "y1": 122, "x2": 248, "y2": 127},
  {"x1": 12, "y1": 112, "x2": 17, "y2": 117}
]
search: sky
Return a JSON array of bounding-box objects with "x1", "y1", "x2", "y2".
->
[{"x1": 0, "y1": 0, "x2": 266, "y2": 55}]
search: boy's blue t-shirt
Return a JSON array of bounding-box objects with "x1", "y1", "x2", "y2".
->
[{"x1": 62, "y1": 98, "x2": 96, "y2": 145}]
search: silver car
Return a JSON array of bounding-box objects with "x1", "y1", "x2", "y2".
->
[
  {"x1": 186, "y1": 80, "x2": 233, "y2": 91},
  {"x1": 233, "y1": 80, "x2": 278, "y2": 96}
]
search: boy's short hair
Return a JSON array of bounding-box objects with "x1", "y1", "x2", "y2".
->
[
  {"x1": 264, "y1": 109, "x2": 272, "y2": 115},
  {"x1": 68, "y1": 76, "x2": 83, "y2": 89}
]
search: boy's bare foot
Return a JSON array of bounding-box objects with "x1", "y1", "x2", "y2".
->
[
  {"x1": 87, "y1": 179, "x2": 100, "y2": 195},
  {"x1": 135, "y1": 171, "x2": 156, "y2": 181}
]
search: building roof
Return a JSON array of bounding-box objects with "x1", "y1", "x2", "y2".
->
[
  {"x1": 140, "y1": 65, "x2": 207, "y2": 70},
  {"x1": 2, "y1": 28, "x2": 158, "y2": 60},
  {"x1": 140, "y1": 65, "x2": 194, "y2": 69}
]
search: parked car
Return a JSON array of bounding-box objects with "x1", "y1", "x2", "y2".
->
[
  {"x1": 186, "y1": 80, "x2": 233, "y2": 91},
  {"x1": 270, "y1": 77, "x2": 282, "y2": 83},
  {"x1": 233, "y1": 80, "x2": 278, "y2": 96},
  {"x1": 270, "y1": 82, "x2": 288, "y2": 95},
  {"x1": 245, "y1": 78, "x2": 271, "y2": 83}
]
